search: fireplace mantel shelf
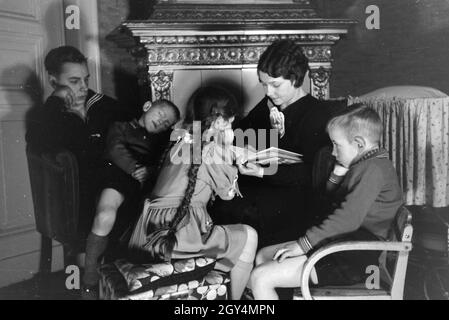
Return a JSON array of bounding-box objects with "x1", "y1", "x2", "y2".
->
[{"x1": 111, "y1": 2, "x2": 356, "y2": 101}]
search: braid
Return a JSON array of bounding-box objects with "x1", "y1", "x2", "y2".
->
[
  {"x1": 144, "y1": 140, "x2": 203, "y2": 261},
  {"x1": 163, "y1": 140, "x2": 205, "y2": 251}
]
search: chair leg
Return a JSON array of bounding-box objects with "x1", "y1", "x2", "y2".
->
[
  {"x1": 39, "y1": 235, "x2": 52, "y2": 274},
  {"x1": 63, "y1": 243, "x2": 77, "y2": 267}
]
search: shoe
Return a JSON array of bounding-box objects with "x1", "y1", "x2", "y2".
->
[
  {"x1": 241, "y1": 287, "x2": 254, "y2": 300},
  {"x1": 81, "y1": 284, "x2": 99, "y2": 300}
]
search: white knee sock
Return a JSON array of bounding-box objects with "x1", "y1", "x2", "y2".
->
[{"x1": 230, "y1": 259, "x2": 254, "y2": 300}]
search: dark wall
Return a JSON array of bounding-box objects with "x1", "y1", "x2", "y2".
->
[
  {"x1": 315, "y1": 0, "x2": 449, "y2": 97},
  {"x1": 97, "y1": 0, "x2": 155, "y2": 118}
]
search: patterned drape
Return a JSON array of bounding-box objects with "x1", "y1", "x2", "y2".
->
[{"x1": 349, "y1": 97, "x2": 449, "y2": 208}]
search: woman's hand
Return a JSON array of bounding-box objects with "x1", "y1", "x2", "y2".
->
[
  {"x1": 269, "y1": 107, "x2": 285, "y2": 137},
  {"x1": 273, "y1": 241, "x2": 305, "y2": 262}
]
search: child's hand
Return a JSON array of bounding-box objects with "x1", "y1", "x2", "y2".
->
[
  {"x1": 233, "y1": 146, "x2": 256, "y2": 165},
  {"x1": 51, "y1": 85, "x2": 75, "y2": 110},
  {"x1": 132, "y1": 165, "x2": 148, "y2": 184},
  {"x1": 237, "y1": 162, "x2": 264, "y2": 178},
  {"x1": 273, "y1": 241, "x2": 305, "y2": 262},
  {"x1": 333, "y1": 163, "x2": 349, "y2": 176}
]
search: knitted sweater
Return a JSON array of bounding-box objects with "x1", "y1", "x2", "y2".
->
[{"x1": 298, "y1": 149, "x2": 403, "y2": 252}]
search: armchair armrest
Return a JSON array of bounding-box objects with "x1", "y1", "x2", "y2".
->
[
  {"x1": 300, "y1": 240, "x2": 412, "y2": 300},
  {"x1": 39, "y1": 149, "x2": 76, "y2": 171},
  {"x1": 26, "y1": 146, "x2": 79, "y2": 243}
]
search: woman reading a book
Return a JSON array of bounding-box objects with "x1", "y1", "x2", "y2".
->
[{"x1": 211, "y1": 39, "x2": 339, "y2": 247}]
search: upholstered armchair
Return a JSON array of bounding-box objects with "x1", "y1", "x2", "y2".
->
[{"x1": 26, "y1": 146, "x2": 79, "y2": 273}]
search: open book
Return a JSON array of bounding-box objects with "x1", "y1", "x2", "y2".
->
[{"x1": 237, "y1": 147, "x2": 303, "y2": 165}]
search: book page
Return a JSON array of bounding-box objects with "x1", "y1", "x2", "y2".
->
[{"x1": 246, "y1": 147, "x2": 302, "y2": 164}]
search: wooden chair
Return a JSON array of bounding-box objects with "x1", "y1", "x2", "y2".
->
[
  {"x1": 26, "y1": 146, "x2": 79, "y2": 273},
  {"x1": 293, "y1": 206, "x2": 413, "y2": 300}
]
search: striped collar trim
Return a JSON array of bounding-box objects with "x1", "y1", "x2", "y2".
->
[
  {"x1": 350, "y1": 148, "x2": 389, "y2": 168},
  {"x1": 86, "y1": 93, "x2": 104, "y2": 113}
]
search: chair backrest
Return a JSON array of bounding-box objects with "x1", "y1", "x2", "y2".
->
[
  {"x1": 312, "y1": 145, "x2": 335, "y2": 192},
  {"x1": 310, "y1": 98, "x2": 347, "y2": 191},
  {"x1": 26, "y1": 146, "x2": 79, "y2": 244},
  {"x1": 388, "y1": 206, "x2": 413, "y2": 299}
]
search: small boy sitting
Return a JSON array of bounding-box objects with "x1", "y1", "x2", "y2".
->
[
  {"x1": 249, "y1": 104, "x2": 403, "y2": 300},
  {"x1": 82, "y1": 99, "x2": 180, "y2": 297}
]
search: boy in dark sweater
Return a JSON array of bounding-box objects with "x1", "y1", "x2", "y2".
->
[
  {"x1": 249, "y1": 104, "x2": 403, "y2": 299},
  {"x1": 82, "y1": 99, "x2": 180, "y2": 297}
]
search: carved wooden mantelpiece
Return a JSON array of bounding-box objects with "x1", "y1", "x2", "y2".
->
[{"x1": 112, "y1": 1, "x2": 356, "y2": 101}]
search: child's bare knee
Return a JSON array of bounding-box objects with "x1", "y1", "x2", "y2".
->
[
  {"x1": 96, "y1": 207, "x2": 117, "y2": 228},
  {"x1": 255, "y1": 246, "x2": 273, "y2": 266},
  {"x1": 238, "y1": 225, "x2": 258, "y2": 263},
  {"x1": 249, "y1": 265, "x2": 270, "y2": 288},
  {"x1": 255, "y1": 251, "x2": 265, "y2": 266},
  {"x1": 243, "y1": 225, "x2": 258, "y2": 247},
  {"x1": 97, "y1": 188, "x2": 124, "y2": 209}
]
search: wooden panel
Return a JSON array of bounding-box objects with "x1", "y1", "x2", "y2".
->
[
  {"x1": 0, "y1": 32, "x2": 44, "y2": 106},
  {"x1": 0, "y1": 248, "x2": 40, "y2": 288},
  {"x1": 0, "y1": 32, "x2": 42, "y2": 236},
  {"x1": 0, "y1": 120, "x2": 34, "y2": 233},
  {"x1": 0, "y1": 0, "x2": 65, "y2": 288},
  {"x1": 0, "y1": 0, "x2": 40, "y2": 21},
  {"x1": 0, "y1": 229, "x2": 40, "y2": 260},
  {"x1": 0, "y1": 234, "x2": 63, "y2": 287}
]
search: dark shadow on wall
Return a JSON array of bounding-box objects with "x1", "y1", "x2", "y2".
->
[
  {"x1": 113, "y1": 68, "x2": 141, "y2": 120},
  {"x1": 1, "y1": 65, "x2": 43, "y2": 149},
  {"x1": 199, "y1": 77, "x2": 247, "y2": 124},
  {"x1": 311, "y1": 0, "x2": 359, "y2": 18},
  {"x1": 101, "y1": 0, "x2": 160, "y2": 120},
  {"x1": 327, "y1": 0, "x2": 449, "y2": 97},
  {"x1": 127, "y1": 0, "x2": 158, "y2": 20},
  {"x1": 22, "y1": 68, "x2": 45, "y2": 141}
]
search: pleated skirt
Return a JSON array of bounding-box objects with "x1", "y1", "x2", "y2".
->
[{"x1": 129, "y1": 198, "x2": 247, "y2": 272}]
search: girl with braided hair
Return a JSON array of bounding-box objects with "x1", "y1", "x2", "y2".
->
[{"x1": 128, "y1": 86, "x2": 258, "y2": 300}]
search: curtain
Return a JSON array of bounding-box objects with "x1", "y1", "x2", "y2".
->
[{"x1": 349, "y1": 97, "x2": 449, "y2": 208}]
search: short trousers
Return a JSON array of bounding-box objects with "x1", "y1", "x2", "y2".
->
[
  {"x1": 310, "y1": 228, "x2": 381, "y2": 286},
  {"x1": 99, "y1": 162, "x2": 141, "y2": 200}
]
